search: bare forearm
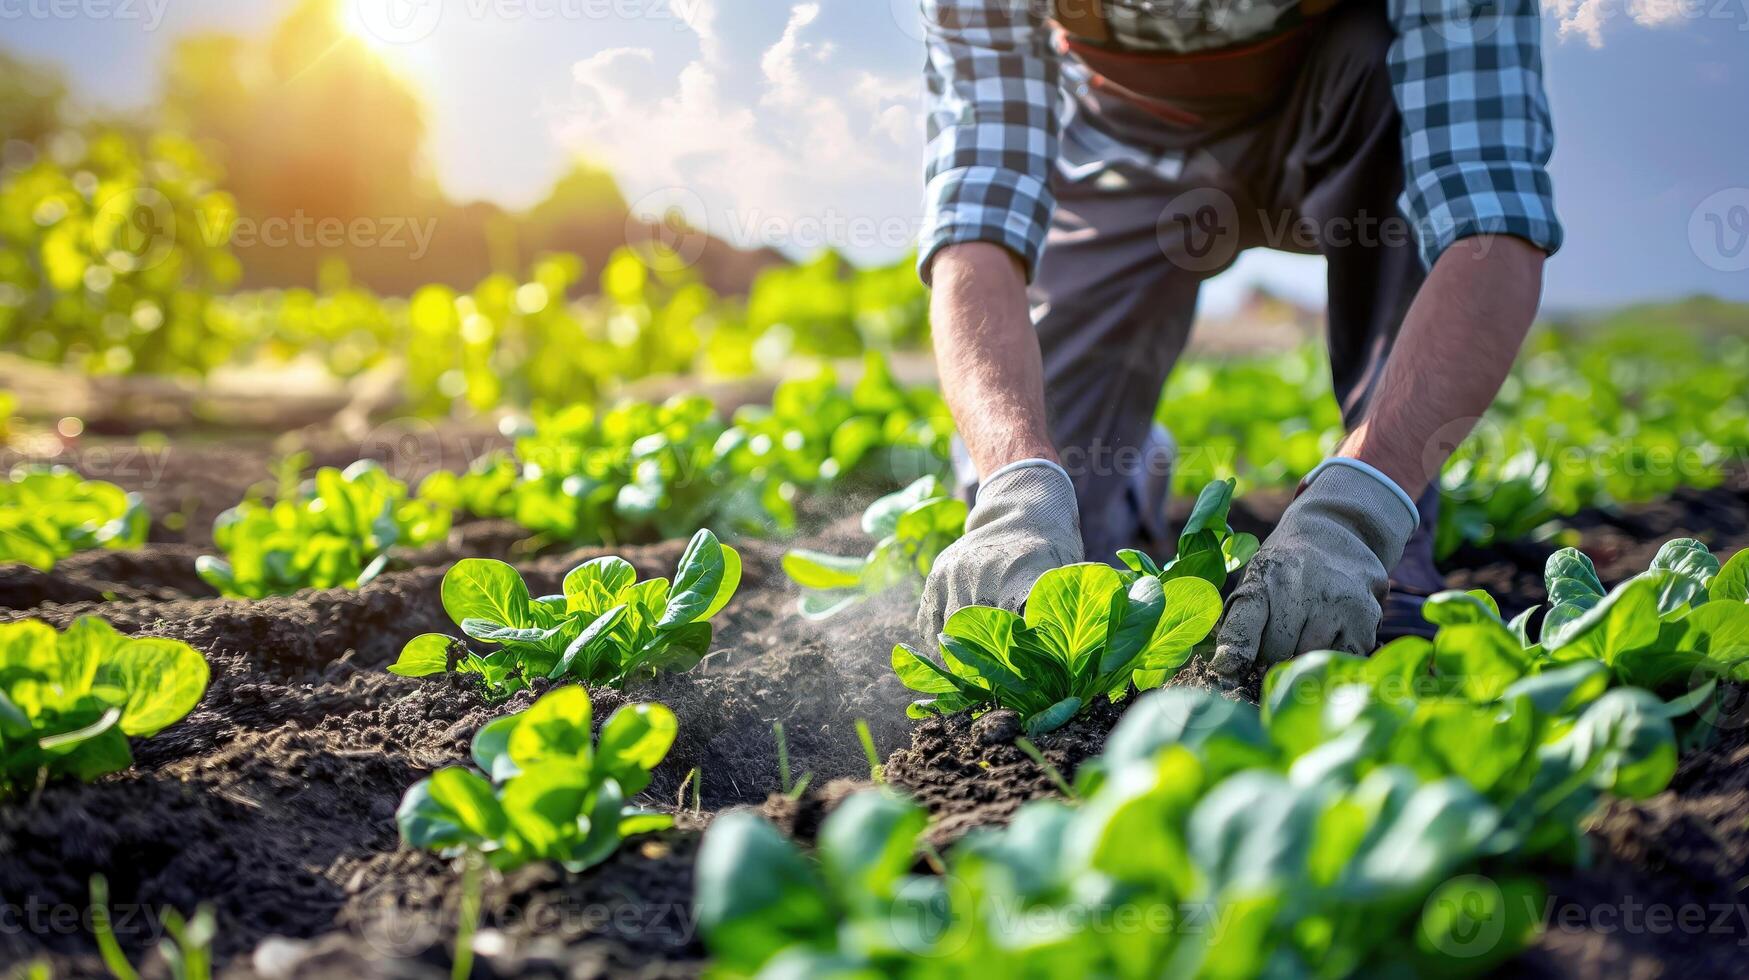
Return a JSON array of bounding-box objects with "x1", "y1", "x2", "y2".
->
[
  {"x1": 927, "y1": 242, "x2": 1059, "y2": 476},
  {"x1": 1337, "y1": 235, "x2": 1546, "y2": 497}
]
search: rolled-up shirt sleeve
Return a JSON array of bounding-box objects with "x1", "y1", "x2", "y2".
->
[
  {"x1": 918, "y1": 0, "x2": 1060, "y2": 284},
  {"x1": 1388, "y1": 0, "x2": 1563, "y2": 269}
]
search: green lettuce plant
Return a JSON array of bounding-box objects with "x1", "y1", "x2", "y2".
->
[
  {"x1": 0, "y1": 617, "x2": 209, "y2": 798},
  {"x1": 697, "y1": 544, "x2": 1731, "y2": 977},
  {"x1": 1259, "y1": 642, "x2": 1681, "y2": 859},
  {"x1": 1434, "y1": 321, "x2": 1749, "y2": 557},
  {"x1": 396, "y1": 685, "x2": 676, "y2": 872},
  {"x1": 1418, "y1": 539, "x2": 1749, "y2": 701},
  {"x1": 418, "y1": 356, "x2": 949, "y2": 550},
  {"x1": 782, "y1": 476, "x2": 966, "y2": 619},
  {"x1": 729, "y1": 353, "x2": 952, "y2": 488},
  {"x1": 415, "y1": 450, "x2": 519, "y2": 522},
  {"x1": 1115, "y1": 476, "x2": 1259, "y2": 591},
  {"x1": 427, "y1": 395, "x2": 798, "y2": 548},
  {"x1": 197, "y1": 460, "x2": 450, "y2": 598},
  {"x1": 390, "y1": 528, "x2": 740, "y2": 697},
  {"x1": 1715, "y1": 548, "x2": 1749, "y2": 603},
  {"x1": 1, "y1": 124, "x2": 242, "y2": 378},
  {"x1": 1435, "y1": 446, "x2": 1562, "y2": 558},
  {"x1": 1150, "y1": 323, "x2": 1749, "y2": 560},
  {"x1": 696, "y1": 790, "x2": 936, "y2": 978},
  {"x1": 0, "y1": 465, "x2": 147, "y2": 571},
  {"x1": 891, "y1": 563, "x2": 1223, "y2": 735},
  {"x1": 700, "y1": 626, "x2": 1684, "y2": 979},
  {"x1": 613, "y1": 401, "x2": 799, "y2": 543}
]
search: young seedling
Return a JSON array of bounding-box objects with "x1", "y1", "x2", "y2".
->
[
  {"x1": 391, "y1": 528, "x2": 740, "y2": 697},
  {"x1": 855, "y1": 718, "x2": 884, "y2": 783},
  {"x1": 774, "y1": 721, "x2": 789, "y2": 793},
  {"x1": 420, "y1": 391, "x2": 819, "y2": 548},
  {"x1": 893, "y1": 562, "x2": 1223, "y2": 735},
  {"x1": 396, "y1": 686, "x2": 678, "y2": 873},
  {"x1": 772, "y1": 721, "x2": 813, "y2": 799},
  {"x1": 696, "y1": 791, "x2": 932, "y2": 975},
  {"x1": 676, "y1": 767, "x2": 700, "y2": 813},
  {"x1": 89, "y1": 874, "x2": 216, "y2": 980},
  {"x1": 1014, "y1": 737, "x2": 1074, "y2": 799},
  {"x1": 782, "y1": 476, "x2": 966, "y2": 619},
  {"x1": 1114, "y1": 477, "x2": 1259, "y2": 592},
  {"x1": 1418, "y1": 537, "x2": 1749, "y2": 702},
  {"x1": 157, "y1": 905, "x2": 217, "y2": 980},
  {"x1": 90, "y1": 874, "x2": 136, "y2": 980},
  {"x1": 0, "y1": 465, "x2": 147, "y2": 571},
  {"x1": 451, "y1": 850, "x2": 484, "y2": 980},
  {"x1": 197, "y1": 460, "x2": 449, "y2": 598},
  {"x1": 2, "y1": 618, "x2": 209, "y2": 799}
]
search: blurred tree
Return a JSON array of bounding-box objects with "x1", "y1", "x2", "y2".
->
[
  {"x1": 524, "y1": 163, "x2": 628, "y2": 231},
  {"x1": 163, "y1": 0, "x2": 428, "y2": 223},
  {"x1": 2, "y1": 0, "x2": 781, "y2": 299},
  {"x1": 0, "y1": 50, "x2": 68, "y2": 144}
]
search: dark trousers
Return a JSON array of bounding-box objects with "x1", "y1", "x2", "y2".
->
[{"x1": 1010, "y1": 0, "x2": 1441, "y2": 585}]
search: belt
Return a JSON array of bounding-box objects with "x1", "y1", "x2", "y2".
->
[{"x1": 1051, "y1": 0, "x2": 1336, "y2": 129}]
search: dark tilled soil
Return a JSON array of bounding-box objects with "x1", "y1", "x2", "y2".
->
[
  {"x1": 884, "y1": 700, "x2": 1122, "y2": 847},
  {"x1": 0, "y1": 545, "x2": 217, "y2": 610},
  {"x1": 1506, "y1": 720, "x2": 1749, "y2": 979},
  {"x1": 3, "y1": 422, "x2": 509, "y2": 551},
  {"x1": 2, "y1": 462, "x2": 1747, "y2": 979}
]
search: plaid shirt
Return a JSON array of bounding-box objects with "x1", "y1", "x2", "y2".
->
[{"x1": 919, "y1": 0, "x2": 1563, "y2": 279}]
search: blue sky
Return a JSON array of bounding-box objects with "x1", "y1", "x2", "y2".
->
[{"x1": 7, "y1": 0, "x2": 1748, "y2": 312}]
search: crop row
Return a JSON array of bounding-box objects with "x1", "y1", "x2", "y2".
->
[
  {"x1": 2, "y1": 352, "x2": 951, "y2": 597},
  {"x1": 687, "y1": 538, "x2": 1749, "y2": 975},
  {"x1": 1157, "y1": 317, "x2": 1749, "y2": 553},
  {"x1": 8, "y1": 125, "x2": 1749, "y2": 561},
  {"x1": 9, "y1": 317, "x2": 1749, "y2": 589},
  {"x1": 7, "y1": 498, "x2": 1746, "y2": 977},
  {"x1": 376, "y1": 528, "x2": 1742, "y2": 973}
]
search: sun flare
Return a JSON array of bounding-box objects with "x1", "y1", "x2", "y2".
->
[{"x1": 341, "y1": 0, "x2": 434, "y2": 68}]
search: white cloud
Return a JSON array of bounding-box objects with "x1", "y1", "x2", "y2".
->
[
  {"x1": 1548, "y1": 0, "x2": 1689, "y2": 47},
  {"x1": 570, "y1": 48, "x2": 657, "y2": 117},
  {"x1": 556, "y1": 1, "x2": 923, "y2": 262},
  {"x1": 673, "y1": 0, "x2": 722, "y2": 63},
  {"x1": 760, "y1": 3, "x2": 824, "y2": 108}
]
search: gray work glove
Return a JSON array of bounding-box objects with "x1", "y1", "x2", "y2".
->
[
  {"x1": 1211, "y1": 460, "x2": 1419, "y2": 677},
  {"x1": 917, "y1": 459, "x2": 1083, "y2": 641}
]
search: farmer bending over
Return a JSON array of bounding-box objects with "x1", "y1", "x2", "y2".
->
[{"x1": 915, "y1": 0, "x2": 1558, "y2": 677}]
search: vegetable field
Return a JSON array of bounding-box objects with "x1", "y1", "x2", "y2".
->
[
  {"x1": 6, "y1": 11, "x2": 1748, "y2": 977},
  {"x1": 3, "y1": 309, "x2": 1748, "y2": 979},
  {"x1": 6, "y1": 116, "x2": 1749, "y2": 980}
]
